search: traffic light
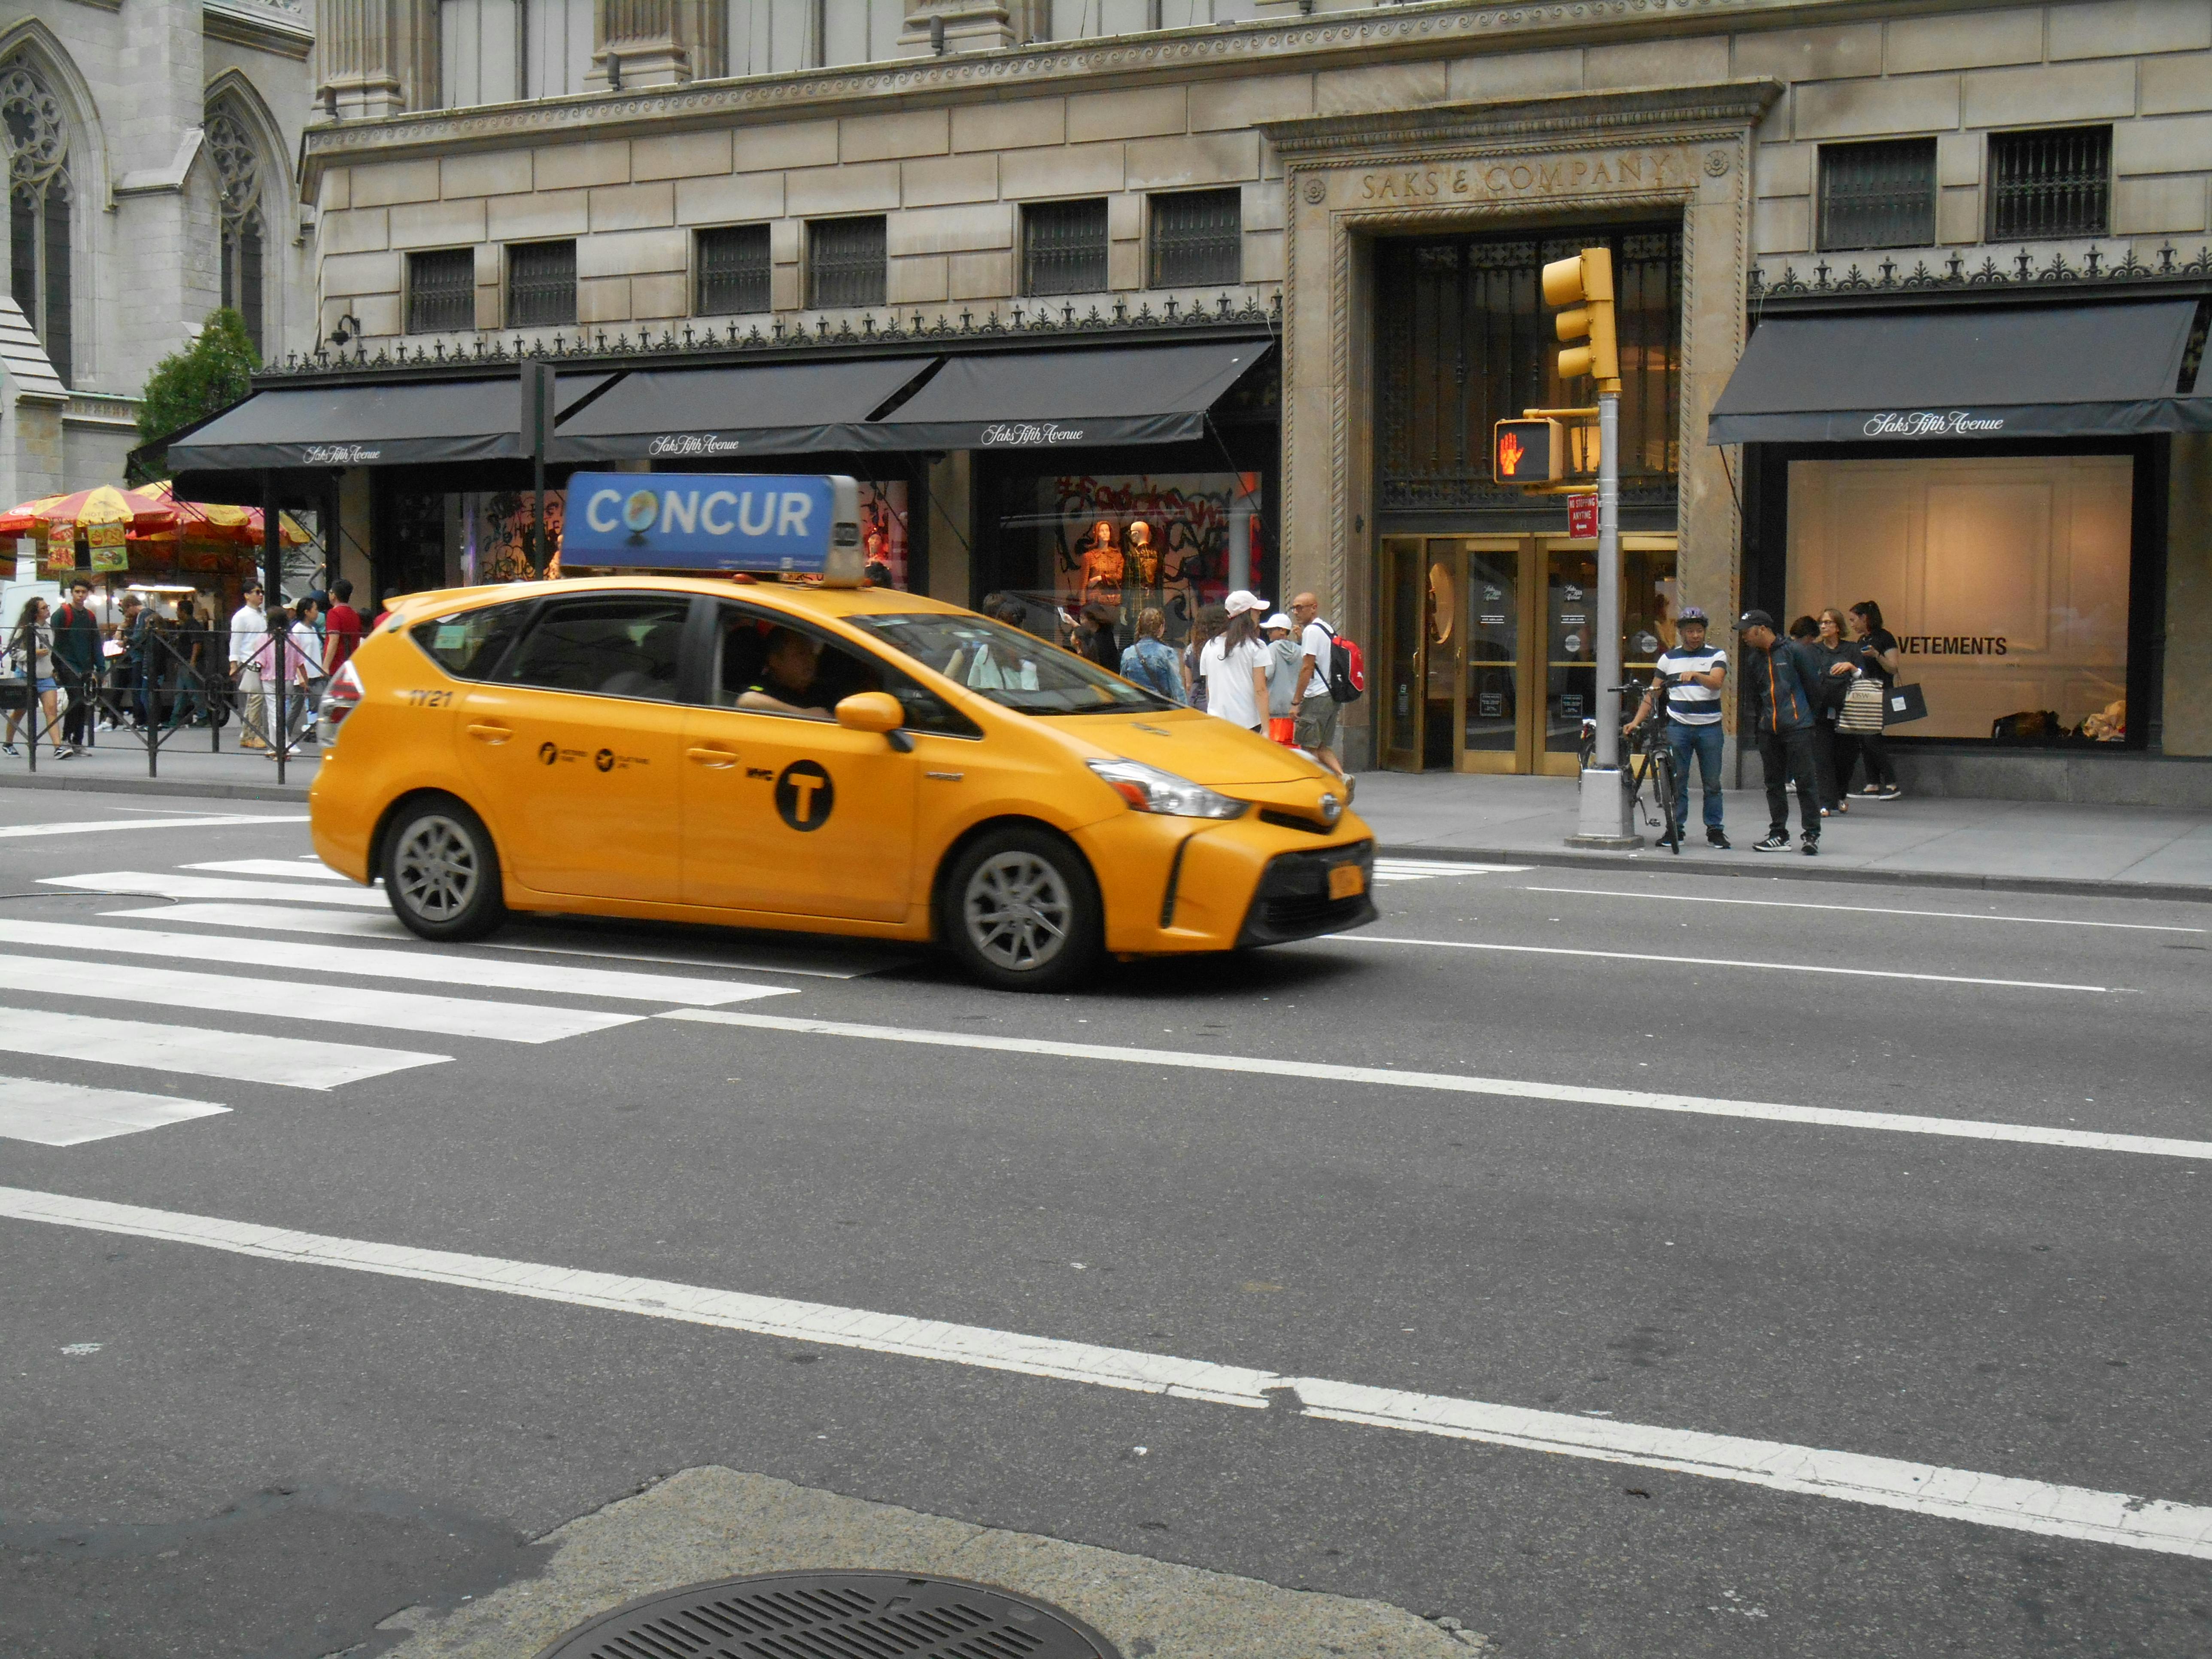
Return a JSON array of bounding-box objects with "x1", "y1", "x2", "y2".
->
[
  {"x1": 1492, "y1": 418, "x2": 1563, "y2": 484},
  {"x1": 1541, "y1": 246, "x2": 1619, "y2": 384}
]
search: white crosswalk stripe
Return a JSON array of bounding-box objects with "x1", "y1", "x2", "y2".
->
[
  {"x1": 0, "y1": 1076, "x2": 231, "y2": 1146},
  {"x1": 0, "y1": 814, "x2": 307, "y2": 840},
  {"x1": 0, "y1": 918, "x2": 796, "y2": 1006},
  {"x1": 0, "y1": 953, "x2": 642, "y2": 1045},
  {"x1": 182, "y1": 859, "x2": 354, "y2": 881},
  {"x1": 0, "y1": 1006, "x2": 446, "y2": 1089},
  {"x1": 109, "y1": 903, "x2": 410, "y2": 939},
  {"x1": 41, "y1": 871, "x2": 388, "y2": 907},
  {"x1": 1373, "y1": 858, "x2": 1530, "y2": 884}
]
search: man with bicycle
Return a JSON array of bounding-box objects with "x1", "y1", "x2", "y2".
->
[{"x1": 1626, "y1": 605, "x2": 1729, "y2": 850}]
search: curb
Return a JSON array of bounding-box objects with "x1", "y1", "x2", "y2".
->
[
  {"x1": 1376, "y1": 842, "x2": 2212, "y2": 906},
  {"x1": 0, "y1": 771, "x2": 310, "y2": 804}
]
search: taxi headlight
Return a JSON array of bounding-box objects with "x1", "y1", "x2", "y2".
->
[{"x1": 1087, "y1": 758, "x2": 1249, "y2": 820}]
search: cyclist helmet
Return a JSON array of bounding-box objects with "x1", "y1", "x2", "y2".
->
[{"x1": 1677, "y1": 605, "x2": 1708, "y2": 623}]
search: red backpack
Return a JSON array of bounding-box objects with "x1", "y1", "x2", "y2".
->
[{"x1": 1323, "y1": 627, "x2": 1365, "y2": 704}]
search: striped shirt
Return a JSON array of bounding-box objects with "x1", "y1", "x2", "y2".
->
[{"x1": 1658, "y1": 645, "x2": 1726, "y2": 725}]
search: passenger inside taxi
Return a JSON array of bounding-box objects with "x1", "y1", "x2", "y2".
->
[{"x1": 738, "y1": 628, "x2": 833, "y2": 718}]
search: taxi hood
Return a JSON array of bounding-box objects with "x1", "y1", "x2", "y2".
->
[{"x1": 1049, "y1": 709, "x2": 1330, "y2": 786}]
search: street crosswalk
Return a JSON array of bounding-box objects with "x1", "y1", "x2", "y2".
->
[
  {"x1": 1372, "y1": 857, "x2": 1528, "y2": 884},
  {"x1": 0, "y1": 857, "x2": 802, "y2": 1149}
]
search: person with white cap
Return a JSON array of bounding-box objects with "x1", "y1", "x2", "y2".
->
[
  {"x1": 1200, "y1": 589, "x2": 1273, "y2": 733},
  {"x1": 1261, "y1": 609, "x2": 1302, "y2": 743}
]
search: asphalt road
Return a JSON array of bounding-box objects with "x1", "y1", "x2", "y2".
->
[{"x1": 2, "y1": 787, "x2": 2208, "y2": 1658}]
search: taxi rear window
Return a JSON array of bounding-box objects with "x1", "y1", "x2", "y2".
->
[
  {"x1": 848, "y1": 613, "x2": 1172, "y2": 715},
  {"x1": 410, "y1": 601, "x2": 533, "y2": 681}
]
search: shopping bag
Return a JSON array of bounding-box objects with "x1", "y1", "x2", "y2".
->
[
  {"x1": 1885, "y1": 683, "x2": 1927, "y2": 726},
  {"x1": 1838, "y1": 677, "x2": 1886, "y2": 734}
]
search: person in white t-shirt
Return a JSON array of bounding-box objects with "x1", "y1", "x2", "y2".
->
[
  {"x1": 1287, "y1": 590, "x2": 1346, "y2": 780},
  {"x1": 1199, "y1": 589, "x2": 1273, "y2": 732}
]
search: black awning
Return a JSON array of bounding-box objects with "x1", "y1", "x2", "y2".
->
[
  {"x1": 164, "y1": 375, "x2": 609, "y2": 471},
  {"x1": 863, "y1": 339, "x2": 1270, "y2": 451},
  {"x1": 552, "y1": 356, "x2": 933, "y2": 462},
  {"x1": 1707, "y1": 301, "x2": 2211, "y2": 444}
]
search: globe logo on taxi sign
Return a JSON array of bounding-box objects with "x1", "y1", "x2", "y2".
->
[{"x1": 564, "y1": 471, "x2": 866, "y2": 585}]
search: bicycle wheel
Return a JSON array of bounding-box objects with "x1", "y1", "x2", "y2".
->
[{"x1": 1653, "y1": 747, "x2": 1684, "y2": 852}]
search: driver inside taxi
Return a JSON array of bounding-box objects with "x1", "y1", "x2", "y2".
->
[{"x1": 739, "y1": 627, "x2": 833, "y2": 718}]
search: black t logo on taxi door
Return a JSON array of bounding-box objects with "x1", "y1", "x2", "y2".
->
[{"x1": 774, "y1": 760, "x2": 834, "y2": 831}]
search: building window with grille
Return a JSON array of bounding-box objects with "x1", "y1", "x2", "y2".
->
[
  {"x1": 1148, "y1": 188, "x2": 1240, "y2": 288},
  {"x1": 507, "y1": 239, "x2": 576, "y2": 328},
  {"x1": 207, "y1": 107, "x2": 266, "y2": 358},
  {"x1": 2, "y1": 57, "x2": 73, "y2": 385},
  {"x1": 1818, "y1": 138, "x2": 1937, "y2": 252},
  {"x1": 1989, "y1": 126, "x2": 2111, "y2": 241},
  {"x1": 807, "y1": 216, "x2": 885, "y2": 310},
  {"x1": 1022, "y1": 199, "x2": 1107, "y2": 297},
  {"x1": 696, "y1": 224, "x2": 772, "y2": 316},
  {"x1": 407, "y1": 248, "x2": 477, "y2": 334}
]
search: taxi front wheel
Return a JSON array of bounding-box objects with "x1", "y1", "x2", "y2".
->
[
  {"x1": 940, "y1": 826, "x2": 1103, "y2": 993},
  {"x1": 383, "y1": 795, "x2": 507, "y2": 942}
]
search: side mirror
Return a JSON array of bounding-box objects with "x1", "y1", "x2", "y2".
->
[{"x1": 835, "y1": 690, "x2": 912, "y2": 752}]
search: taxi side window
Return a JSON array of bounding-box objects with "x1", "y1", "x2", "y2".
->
[
  {"x1": 410, "y1": 601, "x2": 533, "y2": 681},
  {"x1": 496, "y1": 596, "x2": 692, "y2": 701},
  {"x1": 711, "y1": 605, "x2": 980, "y2": 737}
]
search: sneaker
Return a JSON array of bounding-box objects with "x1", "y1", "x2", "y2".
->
[
  {"x1": 1, "y1": 743, "x2": 15, "y2": 757},
  {"x1": 1706, "y1": 827, "x2": 1731, "y2": 850},
  {"x1": 52, "y1": 746, "x2": 70, "y2": 760},
  {"x1": 1802, "y1": 835, "x2": 1819, "y2": 857},
  {"x1": 1819, "y1": 806, "x2": 1831, "y2": 817},
  {"x1": 1856, "y1": 784, "x2": 1881, "y2": 797},
  {"x1": 1752, "y1": 832, "x2": 1791, "y2": 852},
  {"x1": 1878, "y1": 784, "x2": 1902, "y2": 799}
]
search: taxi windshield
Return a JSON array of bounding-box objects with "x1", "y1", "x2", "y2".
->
[{"x1": 848, "y1": 613, "x2": 1174, "y2": 715}]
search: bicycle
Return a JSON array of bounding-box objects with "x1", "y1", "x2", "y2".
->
[{"x1": 1577, "y1": 678, "x2": 1685, "y2": 854}]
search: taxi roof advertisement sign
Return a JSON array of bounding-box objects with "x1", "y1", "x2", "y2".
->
[{"x1": 564, "y1": 472, "x2": 864, "y2": 582}]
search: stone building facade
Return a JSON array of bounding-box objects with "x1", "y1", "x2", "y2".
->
[
  {"x1": 0, "y1": 0, "x2": 321, "y2": 511},
  {"x1": 221, "y1": 0, "x2": 2212, "y2": 788}
]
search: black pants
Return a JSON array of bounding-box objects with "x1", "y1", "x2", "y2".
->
[
  {"x1": 1810, "y1": 719, "x2": 1841, "y2": 809},
  {"x1": 1758, "y1": 725, "x2": 1821, "y2": 839},
  {"x1": 58, "y1": 669, "x2": 92, "y2": 747},
  {"x1": 1834, "y1": 725, "x2": 1895, "y2": 792}
]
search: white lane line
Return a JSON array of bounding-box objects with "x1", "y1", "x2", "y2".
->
[
  {"x1": 42, "y1": 872, "x2": 387, "y2": 908},
  {"x1": 4, "y1": 1184, "x2": 2205, "y2": 1560},
  {"x1": 0, "y1": 1008, "x2": 444, "y2": 1089},
  {"x1": 1522, "y1": 886, "x2": 2204, "y2": 934},
  {"x1": 0, "y1": 954, "x2": 641, "y2": 1045},
  {"x1": 1342, "y1": 935, "x2": 2112, "y2": 994},
  {"x1": 1375, "y1": 859, "x2": 1530, "y2": 875},
  {"x1": 182, "y1": 860, "x2": 352, "y2": 882},
  {"x1": 0, "y1": 918, "x2": 797, "y2": 1007},
  {"x1": 0, "y1": 1079, "x2": 229, "y2": 1146},
  {"x1": 105, "y1": 902, "x2": 877, "y2": 980},
  {"x1": 656, "y1": 1009, "x2": 2212, "y2": 1161},
  {"x1": 0, "y1": 814, "x2": 307, "y2": 839}
]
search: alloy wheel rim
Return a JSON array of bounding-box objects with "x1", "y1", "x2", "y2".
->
[
  {"x1": 964, "y1": 851, "x2": 1071, "y2": 971},
  {"x1": 395, "y1": 814, "x2": 477, "y2": 921}
]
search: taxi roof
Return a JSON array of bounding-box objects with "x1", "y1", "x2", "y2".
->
[{"x1": 385, "y1": 575, "x2": 970, "y2": 625}]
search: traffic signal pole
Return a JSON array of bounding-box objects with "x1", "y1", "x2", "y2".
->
[{"x1": 1575, "y1": 377, "x2": 1636, "y2": 845}]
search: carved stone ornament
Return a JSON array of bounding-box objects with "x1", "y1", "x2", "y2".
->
[
  {"x1": 207, "y1": 109, "x2": 263, "y2": 228},
  {"x1": 1704, "y1": 149, "x2": 1729, "y2": 177},
  {"x1": 1302, "y1": 176, "x2": 1326, "y2": 205},
  {"x1": 0, "y1": 60, "x2": 68, "y2": 187}
]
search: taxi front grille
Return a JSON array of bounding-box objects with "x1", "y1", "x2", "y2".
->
[
  {"x1": 1258, "y1": 808, "x2": 1334, "y2": 835},
  {"x1": 1237, "y1": 842, "x2": 1376, "y2": 948}
]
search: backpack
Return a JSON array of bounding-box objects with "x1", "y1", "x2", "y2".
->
[{"x1": 1322, "y1": 626, "x2": 1365, "y2": 704}]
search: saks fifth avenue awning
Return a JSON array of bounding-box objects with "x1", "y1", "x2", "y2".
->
[
  {"x1": 164, "y1": 374, "x2": 611, "y2": 471},
  {"x1": 1707, "y1": 300, "x2": 2212, "y2": 444},
  {"x1": 552, "y1": 356, "x2": 933, "y2": 461}
]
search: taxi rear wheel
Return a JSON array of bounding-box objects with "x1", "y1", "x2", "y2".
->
[
  {"x1": 941, "y1": 826, "x2": 1102, "y2": 992},
  {"x1": 383, "y1": 795, "x2": 506, "y2": 942}
]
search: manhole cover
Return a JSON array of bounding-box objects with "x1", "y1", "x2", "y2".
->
[{"x1": 533, "y1": 1570, "x2": 1122, "y2": 1659}]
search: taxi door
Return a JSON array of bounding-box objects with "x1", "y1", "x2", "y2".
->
[
  {"x1": 454, "y1": 592, "x2": 692, "y2": 900},
  {"x1": 680, "y1": 607, "x2": 918, "y2": 921}
]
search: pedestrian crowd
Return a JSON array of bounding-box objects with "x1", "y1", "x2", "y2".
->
[
  {"x1": 4, "y1": 574, "x2": 368, "y2": 763},
  {"x1": 1628, "y1": 599, "x2": 1904, "y2": 857}
]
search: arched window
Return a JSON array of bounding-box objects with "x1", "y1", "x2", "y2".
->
[
  {"x1": 0, "y1": 56, "x2": 71, "y2": 385},
  {"x1": 207, "y1": 106, "x2": 265, "y2": 357}
]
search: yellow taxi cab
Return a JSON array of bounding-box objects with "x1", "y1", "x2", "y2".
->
[{"x1": 309, "y1": 575, "x2": 1374, "y2": 990}]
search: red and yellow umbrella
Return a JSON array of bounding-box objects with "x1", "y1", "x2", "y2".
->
[
  {"x1": 0, "y1": 484, "x2": 181, "y2": 573},
  {"x1": 138, "y1": 480, "x2": 309, "y2": 548}
]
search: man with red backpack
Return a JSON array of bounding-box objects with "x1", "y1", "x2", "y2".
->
[{"x1": 1287, "y1": 589, "x2": 1354, "y2": 783}]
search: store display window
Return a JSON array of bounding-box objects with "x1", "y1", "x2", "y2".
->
[
  {"x1": 993, "y1": 471, "x2": 1263, "y2": 647},
  {"x1": 383, "y1": 488, "x2": 566, "y2": 592},
  {"x1": 857, "y1": 480, "x2": 910, "y2": 590},
  {"x1": 1787, "y1": 455, "x2": 2131, "y2": 742}
]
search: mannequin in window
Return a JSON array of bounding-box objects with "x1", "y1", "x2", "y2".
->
[
  {"x1": 1076, "y1": 518, "x2": 1124, "y2": 611},
  {"x1": 1119, "y1": 520, "x2": 1166, "y2": 628}
]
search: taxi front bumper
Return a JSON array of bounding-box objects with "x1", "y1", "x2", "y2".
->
[{"x1": 1073, "y1": 806, "x2": 1375, "y2": 955}]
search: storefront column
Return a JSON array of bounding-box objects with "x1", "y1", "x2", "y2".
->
[
  {"x1": 926, "y1": 450, "x2": 972, "y2": 607},
  {"x1": 2162, "y1": 432, "x2": 2212, "y2": 755},
  {"x1": 335, "y1": 467, "x2": 374, "y2": 597}
]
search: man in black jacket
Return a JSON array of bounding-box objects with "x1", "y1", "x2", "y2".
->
[{"x1": 1737, "y1": 610, "x2": 1828, "y2": 856}]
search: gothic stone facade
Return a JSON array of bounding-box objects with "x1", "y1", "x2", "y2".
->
[{"x1": 299, "y1": 0, "x2": 2212, "y2": 765}]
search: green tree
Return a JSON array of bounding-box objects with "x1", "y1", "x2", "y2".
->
[{"x1": 130, "y1": 308, "x2": 260, "y2": 482}]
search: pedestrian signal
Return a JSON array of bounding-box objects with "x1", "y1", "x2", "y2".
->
[
  {"x1": 1541, "y1": 246, "x2": 1619, "y2": 384},
  {"x1": 1493, "y1": 418, "x2": 1563, "y2": 485}
]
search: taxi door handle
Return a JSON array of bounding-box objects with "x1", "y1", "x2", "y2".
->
[
  {"x1": 466, "y1": 722, "x2": 513, "y2": 744},
  {"x1": 687, "y1": 745, "x2": 740, "y2": 768}
]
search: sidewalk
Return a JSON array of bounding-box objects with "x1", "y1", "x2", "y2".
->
[
  {"x1": 1354, "y1": 771, "x2": 2212, "y2": 902},
  {"x1": 0, "y1": 732, "x2": 316, "y2": 801}
]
